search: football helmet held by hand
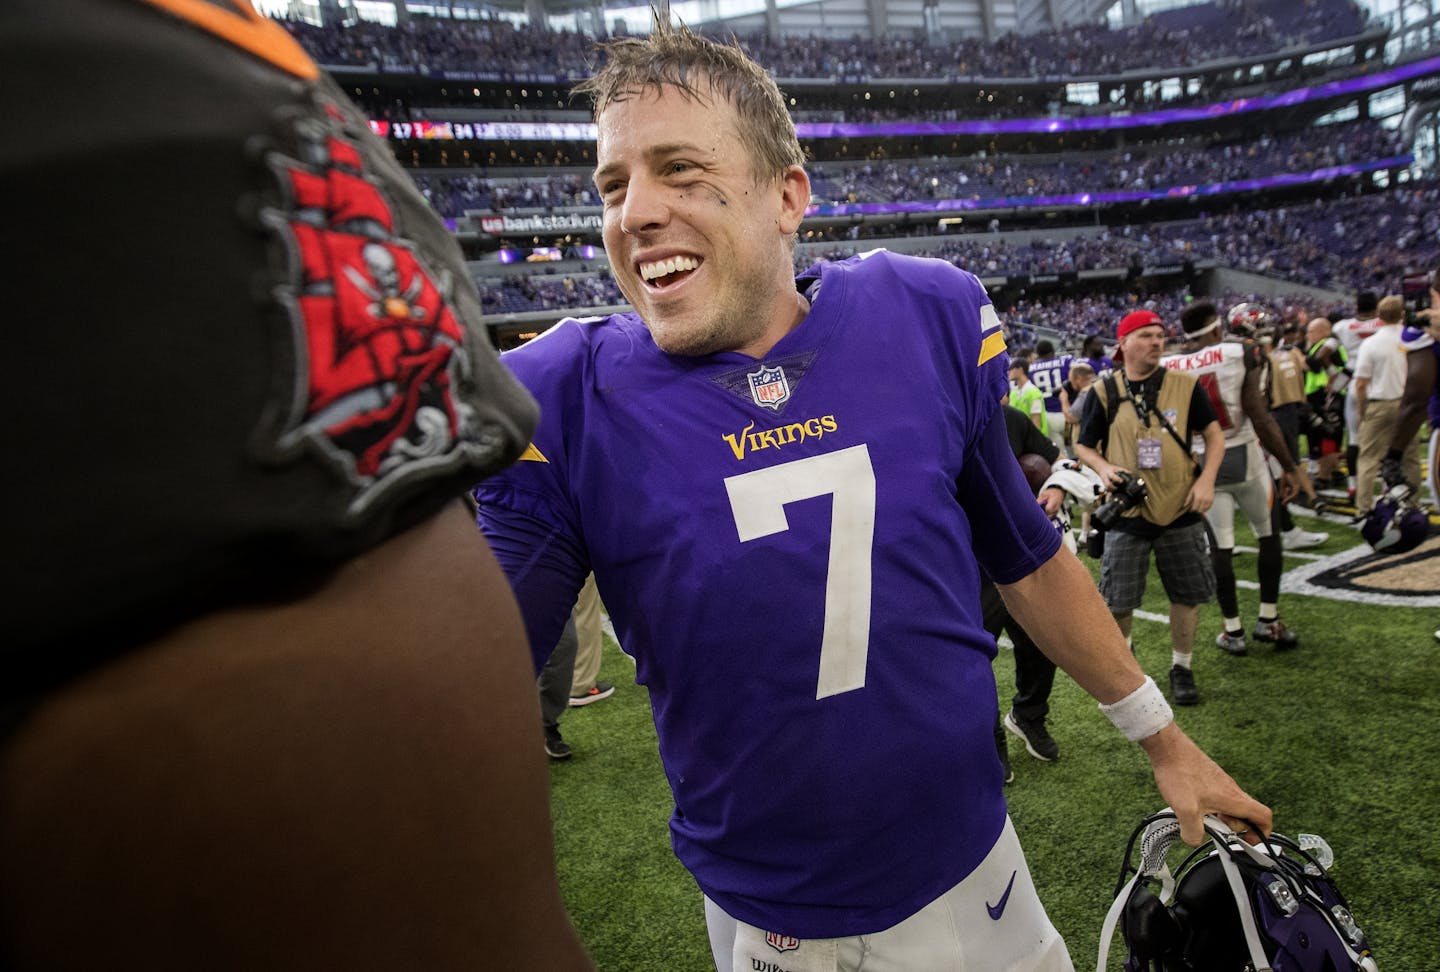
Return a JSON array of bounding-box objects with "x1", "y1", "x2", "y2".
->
[{"x1": 1098, "y1": 810, "x2": 1378, "y2": 972}]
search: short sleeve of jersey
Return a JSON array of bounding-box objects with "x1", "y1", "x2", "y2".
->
[
  {"x1": 472, "y1": 318, "x2": 603, "y2": 666},
  {"x1": 5, "y1": 0, "x2": 538, "y2": 681},
  {"x1": 960, "y1": 411, "x2": 1063, "y2": 584}
]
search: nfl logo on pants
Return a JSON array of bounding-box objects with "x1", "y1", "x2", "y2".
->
[{"x1": 765, "y1": 931, "x2": 800, "y2": 953}]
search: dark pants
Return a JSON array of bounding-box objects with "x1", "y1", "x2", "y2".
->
[
  {"x1": 1271, "y1": 401, "x2": 1308, "y2": 529},
  {"x1": 1272, "y1": 402, "x2": 1305, "y2": 468},
  {"x1": 981, "y1": 581, "x2": 1056, "y2": 722},
  {"x1": 538, "y1": 617, "x2": 578, "y2": 744}
]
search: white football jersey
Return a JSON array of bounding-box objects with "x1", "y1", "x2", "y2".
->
[
  {"x1": 1334, "y1": 315, "x2": 1380, "y2": 356},
  {"x1": 1162, "y1": 339, "x2": 1258, "y2": 446}
]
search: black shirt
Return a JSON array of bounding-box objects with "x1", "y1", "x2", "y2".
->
[{"x1": 1003, "y1": 404, "x2": 1060, "y2": 464}]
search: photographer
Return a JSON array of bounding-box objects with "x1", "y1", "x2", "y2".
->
[{"x1": 1075, "y1": 311, "x2": 1225, "y2": 706}]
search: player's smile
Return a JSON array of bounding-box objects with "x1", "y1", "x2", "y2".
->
[{"x1": 636, "y1": 251, "x2": 704, "y2": 295}]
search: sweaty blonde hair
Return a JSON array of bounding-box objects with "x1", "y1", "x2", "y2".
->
[{"x1": 573, "y1": 17, "x2": 805, "y2": 182}]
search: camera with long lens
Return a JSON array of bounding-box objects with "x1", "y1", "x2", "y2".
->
[{"x1": 1085, "y1": 472, "x2": 1148, "y2": 556}]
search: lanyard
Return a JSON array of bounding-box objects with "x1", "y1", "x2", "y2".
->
[{"x1": 1123, "y1": 374, "x2": 1153, "y2": 428}]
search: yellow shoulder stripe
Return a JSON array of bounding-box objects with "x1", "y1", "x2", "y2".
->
[
  {"x1": 978, "y1": 330, "x2": 1007, "y2": 366},
  {"x1": 519, "y1": 443, "x2": 549, "y2": 463},
  {"x1": 136, "y1": 0, "x2": 319, "y2": 80}
]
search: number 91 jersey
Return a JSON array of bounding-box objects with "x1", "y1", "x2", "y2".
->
[{"x1": 474, "y1": 250, "x2": 1061, "y2": 938}]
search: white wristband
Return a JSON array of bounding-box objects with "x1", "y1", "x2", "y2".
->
[{"x1": 1099, "y1": 676, "x2": 1174, "y2": 742}]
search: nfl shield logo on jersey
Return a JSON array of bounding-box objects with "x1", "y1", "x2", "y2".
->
[
  {"x1": 765, "y1": 932, "x2": 800, "y2": 953},
  {"x1": 747, "y1": 365, "x2": 791, "y2": 410}
]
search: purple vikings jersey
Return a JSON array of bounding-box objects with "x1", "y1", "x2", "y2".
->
[
  {"x1": 1400, "y1": 322, "x2": 1440, "y2": 426},
  {"x1": 1029, "y1": 353, "x2": 1074, "y2": 414},
  {"x1": 474, "y1": 251, "x2": 1061, "y2": 937}
]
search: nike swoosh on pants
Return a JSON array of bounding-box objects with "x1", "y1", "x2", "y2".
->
[{"x1": 986, "y1": 870, "x2": 1018, "y2": 921}]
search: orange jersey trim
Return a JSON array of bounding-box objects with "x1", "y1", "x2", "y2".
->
[
  {"x1": 136, "y1": 0, "x2": 319, "y2": 80},
  {"x1": 518, "y1": 443, "x2": 549, "y2": 463}
]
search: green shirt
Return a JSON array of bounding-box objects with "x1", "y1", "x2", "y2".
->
[
  {"x1": 1011, "y1": 382, "x2": 1048, "y2": 435},
  {"x1": 1304, "y1": 339, "x2": 1347, "y2": 396}
]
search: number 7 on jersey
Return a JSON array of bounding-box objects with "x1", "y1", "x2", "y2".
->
[{"x1": 724, "y1": 445, "x2": 876, "y2": 700}]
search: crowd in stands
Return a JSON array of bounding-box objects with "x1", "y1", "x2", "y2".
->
[
  {"x1": 738, "y1": 0, "x2": 1369, "y2": 80},
  {"x1": 1135, "y1": 185, "x2": 1440, "y2": 291},
  {"x1": 997, "y1": 287, "x2": 1308, "y2": 348},
  {"x1": 308, "y1": 0, "x2": 1418, "y2": 343},
  {"x1": 412, "y1": 171, "x2": 599, "y2": 214},
  {"x1": 406, "y1": 120, "x2": 1402, "y2": 217},
  {"x1": 280, "y1": 0, "x2": 1370, "y2": 83},
  {"x1": 474, "y1": 181, "x2": 1440, "y2": 324},
  {"x1": 478, "y1": 272, "x2": 624, "y2": 315},
  {"x1": 808, "y1": 122, "x2": 1404, "y2": 205},
  {"x1": 284, "y1": 18, "x2": 595, "y2": 77}
]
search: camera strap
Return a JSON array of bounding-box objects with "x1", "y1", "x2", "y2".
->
[{"x1": 1106, "y1": 373, "x2": 1201, "y2": 473}]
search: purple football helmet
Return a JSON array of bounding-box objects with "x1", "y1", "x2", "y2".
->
[
  {"x1": 1100, "y1": 811, "x2": 1379, "y2": 971},
  {"x1": 1361, "y1": 485, "x2": 1430, "y2": 555}
]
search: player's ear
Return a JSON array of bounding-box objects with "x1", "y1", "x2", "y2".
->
[{"x1": 776, "y1": 165, "x2": 810, "y2": 237}]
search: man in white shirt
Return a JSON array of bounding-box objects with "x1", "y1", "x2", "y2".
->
[
  {"x1": 1353, "y1": 295, "x2": 1421, "y2": 515},
  {"x1": 1334, "y1": 291, "x2": 1381, "y2": 497}
]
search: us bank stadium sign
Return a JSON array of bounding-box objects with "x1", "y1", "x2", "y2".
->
[{"x1": 477, "y1": 214, "x2": 603, "y2": 234}]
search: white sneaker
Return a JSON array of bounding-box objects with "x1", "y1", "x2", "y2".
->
[{"x1": 1282, "y1": 526, "x2": 1329, "y2": 550}]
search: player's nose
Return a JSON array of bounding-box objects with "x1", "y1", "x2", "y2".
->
[{"x1": 620, "y1": 174, "x2": 670, "y2": 237}]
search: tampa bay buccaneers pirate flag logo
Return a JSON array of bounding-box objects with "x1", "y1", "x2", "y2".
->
[{"x1": 259, "y1": 96, "x2": 486, "y2": 514}]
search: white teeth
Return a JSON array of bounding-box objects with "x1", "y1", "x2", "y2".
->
[{"x1": 640, "y1": 256, "x2": 700, "y2": 281}]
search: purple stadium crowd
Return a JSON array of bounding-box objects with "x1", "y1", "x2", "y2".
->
[{"x1": 281, "y1": 0, "x2": 1369, "y2": 82}]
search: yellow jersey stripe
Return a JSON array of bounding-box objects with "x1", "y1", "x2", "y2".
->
[{"x1": 978, "y1": 329, "x2": 1007, "y2": 366}]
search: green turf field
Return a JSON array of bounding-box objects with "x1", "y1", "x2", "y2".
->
[{"x1": 547, "y1": 506, "x2": 1440, "y2": 971}]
